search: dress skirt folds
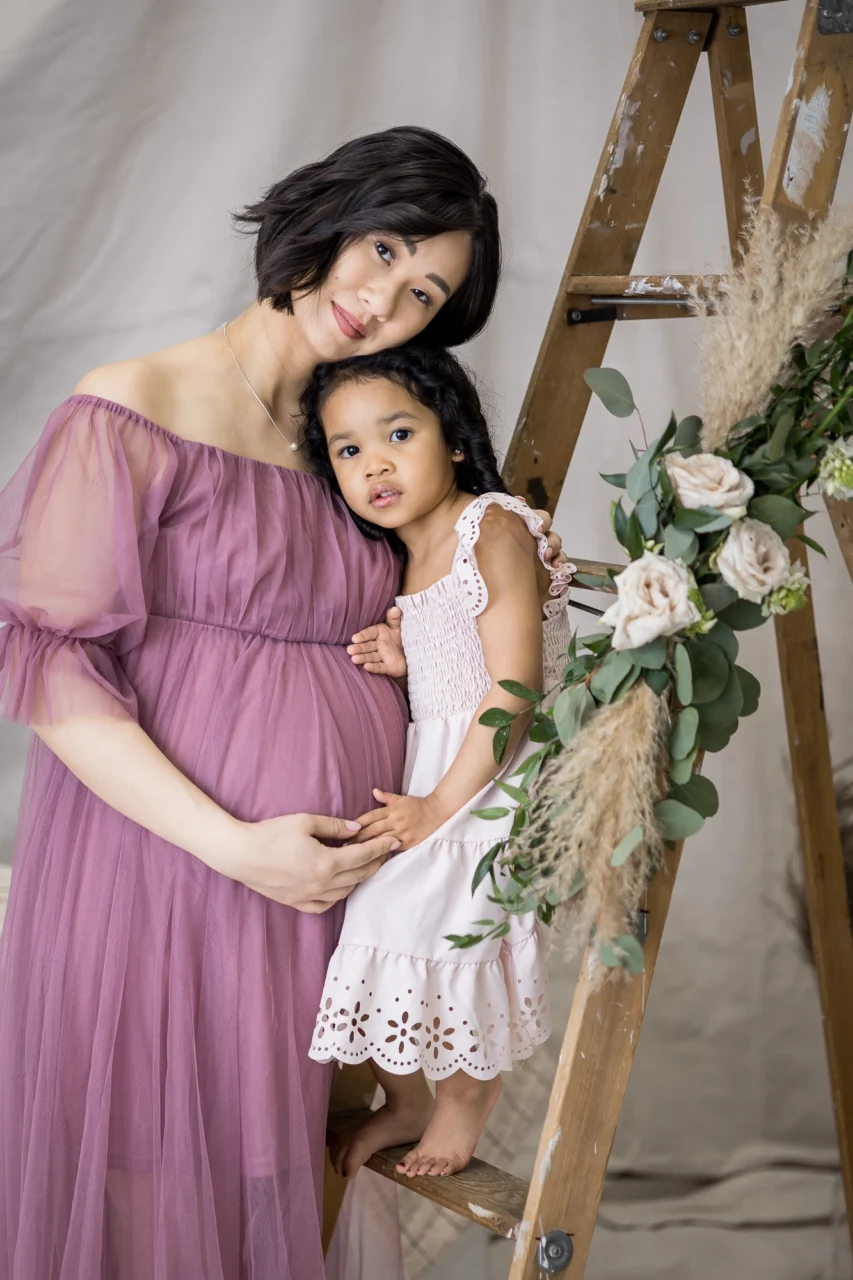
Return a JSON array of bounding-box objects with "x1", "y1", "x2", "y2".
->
[{"x1": 0, "y1": 396, "x2": 407, "y2": 1279}]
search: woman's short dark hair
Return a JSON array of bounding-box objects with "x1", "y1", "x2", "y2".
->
[
  {"x1": 235, "y1": 126, "x2": 500, "y2": 348},
  {"x1": 299, "y1": 345, "x2": 507, "y2": 546}
]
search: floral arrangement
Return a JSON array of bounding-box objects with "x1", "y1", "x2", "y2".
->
[{"x1": 450, "y1": 205, "x2": 853, "y2": 970}]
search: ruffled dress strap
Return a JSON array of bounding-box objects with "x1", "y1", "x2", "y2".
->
[
  {"x1": 452, "y1": 492, "x2": 575, "y2": 620},
  {"x1": 0, "y1": 395, "x2": 178, "y2": 726}
]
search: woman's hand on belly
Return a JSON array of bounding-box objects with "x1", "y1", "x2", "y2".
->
[{"x1": 216, "y1": 813, "x2": 402, "y2": 912}]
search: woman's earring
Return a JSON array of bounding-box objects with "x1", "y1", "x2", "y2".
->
[{"x1": 452, "y1": 449, "x2": 464, "y2": 460}]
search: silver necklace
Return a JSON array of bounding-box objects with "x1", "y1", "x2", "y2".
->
[{"x1": 219, "y1": 321, "x2": 298, "y2": 452}]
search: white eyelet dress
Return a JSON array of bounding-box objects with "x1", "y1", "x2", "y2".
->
[{"x1": 308, "y1": 494, "x2": 573, "y2": 1079}]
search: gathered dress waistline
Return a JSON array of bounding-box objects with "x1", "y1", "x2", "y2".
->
[{"x1": 148, "y1": 613, "x2": 347, "y2": 648}]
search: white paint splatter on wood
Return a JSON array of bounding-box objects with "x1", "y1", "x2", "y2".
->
[
  {"x1": 538, "y1": 1127, "x2": 562, "y2": 1184},
  {"x1": 597, "y1": 173, "x2": 608, "y2": 201},
  {"x1": 784, "y1": 85, "x2": 833, "y2": 207},
  {"x1": 610, "y1": 99, "x2": 640, "y2": 172},
  {"x1": 514, "y1": 1219, "x2": 532, "y2": 1263},
  {"x1": 739, "y1": 126, "x2": 757, "y2": 156}
]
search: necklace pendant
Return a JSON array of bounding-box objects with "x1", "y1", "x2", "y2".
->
[{"x1": 290, "y1": 441, "x2": 298, "y2": 452}]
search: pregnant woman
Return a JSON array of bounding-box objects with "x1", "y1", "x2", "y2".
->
[{"x1": 0, "y1": 126, "x2": 562, "y2": 1279}]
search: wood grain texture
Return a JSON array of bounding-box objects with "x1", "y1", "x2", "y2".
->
[
  {"x1": 761, "y1": 1, "x2": 853, "y2": 1254},
  {"x1": 502, "y1": 13, "x2": 710, "y2": 512},
  {"x1": 508, "y1": 848, "x2": 683, "y2": 1278},
  {"x1": 825, "y1": 494, "x2": 853, "y2": 582},
  {"x1": 707, "y1": 8, "x2": 765, "y2": 256},
  {"x1": 763, "y1": 0, "x2": 853, "y2": 224},
  {"x1": 327, "y1": 1110, "x2": 530, "y2": 1240}
]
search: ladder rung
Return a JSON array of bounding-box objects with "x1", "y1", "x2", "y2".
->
[
  {"x1": 636, "y1": 0, "x2": 778, "y2": 11},
  {"x1": 328, "y1": 1110, "x2": 529, "y2": 1239},
  {"x1": 567, "y1": 274, "x2": 718, "y2": 299},
  {"x1": 571, "y1": 558, "x2": 620, "y2": 591}
]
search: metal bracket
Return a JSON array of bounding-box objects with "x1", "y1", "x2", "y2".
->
[
  {"x1": 819, "y1": 1, "x2": 853, "y2": 34},
  {"x1": 566, "y1": 305, "x2": 618, "y2": 326},
  {"x1": 536, "y1": 1230, "x2": 575, "y2": 1272}
]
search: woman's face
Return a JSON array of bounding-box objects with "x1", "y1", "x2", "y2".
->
[{"x1": 291, "y1": 231, "x2": 473, "y2": 361}]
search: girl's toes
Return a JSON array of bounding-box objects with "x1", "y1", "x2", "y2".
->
[
  {"x1": 427, "y1": 1158, "x2": 449, "y2": 1177},
  {"x1": 396, "y1": 1148, "x2": 420, "y2": 1176}
]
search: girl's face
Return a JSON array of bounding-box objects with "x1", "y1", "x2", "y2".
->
[
  {"x1": 292, "y1": 231, "x2": 473, "y2": 361},
  {"x1": 321, "y1": 378, "x2": 461, "y2": 532}
]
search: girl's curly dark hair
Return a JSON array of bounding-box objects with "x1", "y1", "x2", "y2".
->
[
  {"x1": 298, "y1": 345, "x2": 507, "y2": 547},
  {"x1": 234, "y1": 126, "x2": 500, "y2": 348}
]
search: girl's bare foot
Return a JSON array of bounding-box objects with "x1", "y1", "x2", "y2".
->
[
  {"x1": 396, "y1": 1074, "x2": 501, "y2": 1177},
  {"x1": 329, "y1": 1074, "x2": 434, "y2": 1179}
]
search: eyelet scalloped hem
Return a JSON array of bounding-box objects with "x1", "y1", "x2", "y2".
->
[{"x1": 308, "y1": 936, "x2": 552, "y2": 1080}]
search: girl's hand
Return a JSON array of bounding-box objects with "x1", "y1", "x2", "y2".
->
[
  {"x1": 222, "y1": 813, "x2": 401, "y2": 913},
  {"x1": 519, "y1": 498, "x2": 569, "y2": 569},
  {"x1": 355, "y1": 788, "x2": 449, "y2": 851},
  {"x1": 347, "y1": 606, "x2": 407, "y2": 677}
]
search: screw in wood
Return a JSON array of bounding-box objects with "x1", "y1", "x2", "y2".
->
[
  {"x1": 687, "y1": 29, "x2": 703, "y2": 44},
  {"x1": 652, "y1": 28, "x2": 669, "y2": 42},
  {"x1": 536, "y1": 1230, "x2": 574, "y2": 1272},
  {"x1": 727, "y1": 23, "x2": 743, "y2": 37}
]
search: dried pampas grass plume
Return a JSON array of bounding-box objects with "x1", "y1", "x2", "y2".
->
[
  {"x1": 519, "y1": 681, "x2": 670, "y2": 960},
  {"x1": 691, "y1": 202, "x2": 853, "y2": 452}
]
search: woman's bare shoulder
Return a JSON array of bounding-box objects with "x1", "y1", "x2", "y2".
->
[{"x1": 72, "y1": 335, "x2": 211, "y2": 427}]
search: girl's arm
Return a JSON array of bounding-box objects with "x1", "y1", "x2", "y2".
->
[{"x1": 359, "y1": 507, "x2": 543, "y2": 848}]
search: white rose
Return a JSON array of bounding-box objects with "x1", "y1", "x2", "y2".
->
[
  {"x1": 601, "y1": 551, "x2": 701, "y2": 650},
  {"x1": 665, "y1": 451, "x2": 754, "y2": 519},
  {"x1": 716, "y1": 518, "x2": 790, "y2": 603}
]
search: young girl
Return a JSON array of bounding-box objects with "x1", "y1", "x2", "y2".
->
[{"x1": 302, "y1": 345, "x2": 572, "y2": 1179}]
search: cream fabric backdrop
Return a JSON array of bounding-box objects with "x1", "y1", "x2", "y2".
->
[{"x1": 1, "y1": 0, "x2": 850, "y2": 1241}]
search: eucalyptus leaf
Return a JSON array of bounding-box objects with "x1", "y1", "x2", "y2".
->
[
  {"x1": 599, "y1": 934, "x2": 645, "y2": 974},
  {"x1": 669, "y1": 745, "x2": 698, "y2": 785},
  {"x1": 612, "y1": 499, "x2": 629, "y2": 548},
  {"x1": 767, "y1": 409, "x2": 795, "y2": 461},
  {"x1": 692, "y1": 512, "x2": 733, "y2": 534},
  {"x1": 612, "y1": 664, "x2": 642, "y2": 702},
  {"x1": 734, "y1": 665, "x2": 760, "y2": 716},
  {"x1": 705, "y1": 620, "x2": 739, "y2": 662},
  {"x1": 624, "y1": 511, "x2": 646, "y2": 559},
  {"x1": 671, "y1": 774, "x2": 719, "y2": 818},
  {"x1": 699, "y1": 582, "x2": 737, "y2": 613},
  {"x1": 644, "y1": 667, "x2": 671, "y2": 695},
  {"x1": 664, "y1": 523, "x2": 699, "y2": 564},
  {"x1": 573, "y1": 572, "x2": 616, "y2": 590},
  {"x1": 554, "y1": 683, "x2": 596, "y2": 745},
  {"x1": 581, "y1": 632, "x2": 613, "y2": 654},
  {"x1": 471, "y1": 843, "x2": 503, "y2": 893},
  {"x1": 498, "y1": 679, "x2": 543, "y2": 703},
  {"x1": 584, "y1": 367, "x2": 636, "y2": 418},
  {"x1": 673, "y1": 641, "x2": 693, "y2": 705},
  {"x1": 479, "y1": 707, "x2": 515, "y2": 727},
  {"x1": 495, "y1": 780, "x2": 530, "y2": 806},
  {"x1": 611, "y1": 825, "x2": 644, "y2": 867},
  {"x1": 635, "y1": 488, "x2": 659, "y2": 538},
  {"x1": 673, "y1": 507, "x2": 729, "y2": 530},
  {"x1": 601, "y1": 472, "x2": 628, "y2": 489},
  {"x1": 684, "y1": 636, "x2": 730, "y2": 704},
  {"x1": 626, "y1": 452, "x2": 655, "y2": 502},
  {"x1": 654, "y1": 798, "x2": 705, "y2": 841},
  {"x1": 471, "y1": 806, "x2": 510, "y2": 821},
  {"x1": 670, "y1": 706, "x2": 699, "y2": 759},
  {"x1": 530, "y1": 719, "x2": 559, "y2": 743},
  {"x1": 717, "y1": 599, "x2": 765, "y2": 631},
  {"x1": 621, "y1": 636, "x2": 667, "y2": 669},
  {"x1": 673, "y1": 415, "x2": 703, "y2": 449},
  {"x1": 797, "y1": 533, "x2": 827, "y2": 557},
  {"x1": 589, "y1": 651, "x2": 633, "y2": 704},
  {"x1": 748, "y1": 494, "x2": 808, "y2": 540},
  {"x1": 648, "y1": 413, "x2": 678, "y2": 462},
  {"x1": 696, "y1": 663, "x2": 744, "y2": 729},
  {"x1": 698, "y1": 720, "x2": 735, "y2": 752}
]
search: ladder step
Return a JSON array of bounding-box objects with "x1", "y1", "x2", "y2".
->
[
  {"x1": 636, "y1": 0, "x2": 778, "y2": 11},
  {"x1": 567, "y1": 274, "x2": 718, "y2": 300},
  {"x1": 571, "y1": 558, "x2": 620, "y2": 591},
  {"x1": 328, "y1": 1110, "x2": 529, "y2": 1240}
]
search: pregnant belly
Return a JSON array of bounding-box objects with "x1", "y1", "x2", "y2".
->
[{"x1": 125, "y1": 616, "x2": 408, "y2": 823}]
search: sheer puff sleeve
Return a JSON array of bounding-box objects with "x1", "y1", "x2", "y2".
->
[{"x1": 0, "y1": 396, "x2": 177, "y2": 726}]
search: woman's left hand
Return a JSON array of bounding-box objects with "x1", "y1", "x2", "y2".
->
[
  {"x1": 355, "y1": 788, "x2": 449, "y2": 851},
  {"x1": 522, "y1": 499, "x2": 568, "y2": 568}
]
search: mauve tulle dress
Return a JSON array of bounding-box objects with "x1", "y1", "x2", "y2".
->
[{"x1": 0, "y1": 394, "x2": 407, "y2": 1279}]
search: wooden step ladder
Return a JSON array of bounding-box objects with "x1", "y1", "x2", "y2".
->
[{"x1": 326, "y1": 3, "x2": 853, "y2": 1274}]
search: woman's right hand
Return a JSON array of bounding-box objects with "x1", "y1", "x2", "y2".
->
[{"x1": 222, "y1": 813, "x2": 400, "y2": 913}]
